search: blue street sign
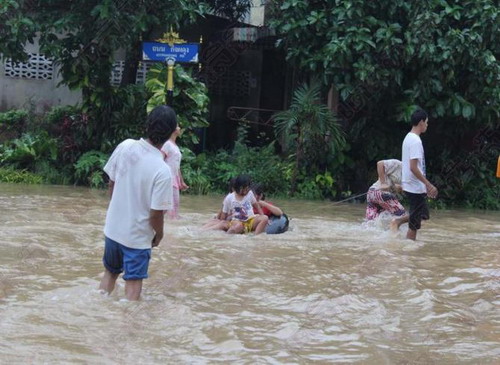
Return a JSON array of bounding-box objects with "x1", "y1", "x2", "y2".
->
[{"x1": 142, "y1": 42, "x2": 199, "y2": 63}]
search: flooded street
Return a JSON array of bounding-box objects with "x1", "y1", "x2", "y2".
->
[{"x1": 0, "y1": 183, "x2": 499, "y2": 364}]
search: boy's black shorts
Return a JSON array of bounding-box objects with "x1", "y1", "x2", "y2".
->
[{"x1": 405, "y1": 192, "x2": 429, "y2": 230}]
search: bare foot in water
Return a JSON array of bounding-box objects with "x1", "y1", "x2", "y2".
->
[
  {"x1": 390, "y1": 214, "x2": 409, "y2": 233},
  {"x1": 390, "y1": 219, "x2": 399, "y2": 232}
]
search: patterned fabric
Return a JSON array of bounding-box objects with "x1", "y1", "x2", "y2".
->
[
  {"x1": 365, "y1": 188, "x2": 406, "y2": 220},
  {"x1": 167, "y1": 187, "x2": 180, "y2": 219}
]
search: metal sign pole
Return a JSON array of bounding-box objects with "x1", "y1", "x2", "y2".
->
[
  {"x1": 166, "y1": 58, "x2": 175, "y2": 106},
  {"x1": 142, "y1": 30, "x2": 199, "y2": 107}
]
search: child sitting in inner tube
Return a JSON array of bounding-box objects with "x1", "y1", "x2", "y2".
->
[
  {"x1": 220, "y1": 175, "x2": 269, "y2": 234},
  {"x1": 251, "y1": 183, "x2": 289, "y2": 234}
]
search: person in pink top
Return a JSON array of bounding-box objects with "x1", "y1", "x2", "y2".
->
[{"x1": 161, "y1": 125, "x2": 189, "y2": 219}]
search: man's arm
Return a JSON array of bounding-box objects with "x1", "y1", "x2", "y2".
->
[
  {"x1": 108, "y1": 180, "x2": 115, "y2": 199},
  {"x1": 410, "y1": 159, "x2": 438, "y2": 198},
  {"x1": 150, "y1": 209, "x2": 164, "y2": 247}
]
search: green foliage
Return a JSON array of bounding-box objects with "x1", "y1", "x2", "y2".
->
[
  {"x1": 273, "y1": 79, "x2": 346, "y2": 194},
  {"x1": 0, "y1": 1, "x2": 36, "y2": 62},
  {"x1": 205, "y1": 0, "x2": 252, "y2": 20},
  {"x1": 74, "y1": 151, "x2": 109, "y2": 188},
  {"x1": 0, "y1": 132, "x2": 58, "y2": 169},
  {"x1": 295, "y1": 179, "x2": 323, "y2": 200},
  {"x1": 0, "y1": 167, "x2": 44, "y2": 184},
  {"x1": 41, "y1": 86, "x2": 148, "y2": 160},
  {"x1": 180, "y1": 127, "x2": 292, "y2": 196},
  {"x1": 269, "y1": 0, "x2": 500, "y2": 207},
  {"x1": 432, "y1": 145, "x2": 500, "y2": 210},
  {"x1": 292, "y1": 171, "x2": 337, "y2": 200},
  {"x1": 34, "y1": 160, "x2": 73, "y2": 185},
  {"x1": 42, "y1": 105, "x2": 93, "y2": 164},
  {"x1": 181, "y1": 148, "x2": 212, "y2": 195},
  {"x1": 0, "y1": 109, "x2": 28, "y2": 128},
  {"x1": 146, "y1": 64, "x2": 210, "y2": 149}
]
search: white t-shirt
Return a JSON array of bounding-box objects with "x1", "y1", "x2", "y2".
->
[
  {"x1": 161, "y1": 140, "x2": 182, "y2": 188},
  {"x1": 402, "y1": 132, "x2": 426, "y2": 194},
  {"x1": 370, "y1": 159, "x2": 402, "y2": 191},
  {"x1": 222, "y1": 191, "x2": 257, "y2": 222},
  {"x1": 103, "y1": 138, "x2": 173, "y2": 249}
]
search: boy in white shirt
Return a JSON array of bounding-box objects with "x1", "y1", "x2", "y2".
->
[
  {"x1": 99, "y1": 105, "x2": 177, "y2": 300},
  {"x1": 401, "y1": 109, "x2": 438, "y2": 240}
]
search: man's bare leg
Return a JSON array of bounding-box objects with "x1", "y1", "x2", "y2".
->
[
  {"x1": 99, "y1": 269, "x2": 120, "y2": 294},
  {"x1": 406, "y1": 228, "x2": 417, "y2": 240},
  {"x1": 125, "y1": 280, "x2": 143, "y2": 301}
]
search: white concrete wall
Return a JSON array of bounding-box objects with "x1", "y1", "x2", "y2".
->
[{"x1": 0, "y1": 38, "x2": 81, "y2": 113}]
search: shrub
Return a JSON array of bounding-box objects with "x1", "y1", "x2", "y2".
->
[
  {"x1": 74, "y1": 151, "x2": 109, "y2": 188},
  {"x1": 146, "y1": 64, "x2": 209, "y2": 150},
  {"x1": 0, "y1": 131, "x2": 58, "y2": 169},
  {"x1": 0, "y1": 109, "x2": 29, "y2": 138},
  {"x1": 0, "y1": 167, "x2": 44, "y2": 184}
]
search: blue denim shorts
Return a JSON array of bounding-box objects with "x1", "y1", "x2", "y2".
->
[{"x1": 102, "y1": 236, "x2": 151, "y2": 280}]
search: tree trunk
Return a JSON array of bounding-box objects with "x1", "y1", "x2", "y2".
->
[
  {"x1": 120, "y1": 39, "x2": 141, "y2": 87},
  {"x1": 120, "y1": 30, "x2": 154, "y2": 87}
]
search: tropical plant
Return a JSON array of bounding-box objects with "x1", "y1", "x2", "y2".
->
[
  {"x1": 0, "y1": 132, "x2": 58, "y2": 169},
  {"x1": 0, "y1": 109, "x2": 29, "y2": 133},
  {"x1": 273, "y1": 80, "x2": 346, "y2": 194},
  {"x1": 0, "y1": 167, "x2": 44, "y2": 184},
  {"x1": 146, "y1": 63, "x2": 210, "y2": 149},
  {"x1": 269, "y1": 0, "x2": 500, "y2": 206},
  {"x1": 74, "y1": 151, "x2": 109, "y2": 188}
]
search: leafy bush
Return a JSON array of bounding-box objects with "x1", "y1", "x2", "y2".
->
[
  {"x1": 146, "y1": 64, "x2": 209, "y2": 149},
  {"x1": 0, "y1": 109, "x2": 29, "y2": 138},
  {"x1": 74, "y1": 151, "x2": 109, "y2": 188},
  {"x1": 433, "y1": 147, "x2": 500, "y2": 210},
  {"x1": 180, "y1": 148, "x2": 211, "y2": 195},
  {"x1": 0, "y1": 109, "x2": 29, "y2": 127},
  {"x1": 34, "y1": 161, "x2": 74, "y2": 185},
  {"x1": 0, "y1": 132, "x2": 58, "y2": 169},
  {"x1": 0, "y1": 167, "x2": 44, "y2": 184}
]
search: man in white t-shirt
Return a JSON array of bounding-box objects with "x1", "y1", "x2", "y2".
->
[
  {"x1": 99, "y1": 105, "x2": 177, "y2": 300},
  {"x1": 401, "y1": 109, "x2": 438, "y2": 240}
]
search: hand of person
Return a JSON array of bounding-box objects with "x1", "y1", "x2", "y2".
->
[
  {"x1": 180, "y1": 182, "x2": 189, "y2": 191},
  {"x1": 152, "y1": 233, "x2": 163, "y2": 247},
  {"x1": 394, "y1": 184, "x2": 403, "y2": 193},
  {"x1": 426, "y1": 183, "x2": 438, "y2": 199},
  {"x1": 379, "y1": 183, "x2": 390, "y2": 191}
]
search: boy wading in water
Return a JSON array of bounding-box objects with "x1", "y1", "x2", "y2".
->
[
  {"x1": 99, "y1": 105, "x2": 177, "y2": 300},
  {"x1": 401, "y1": 109, "x2": 438, "y2": 240}
]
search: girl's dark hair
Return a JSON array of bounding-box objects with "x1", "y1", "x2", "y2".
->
[
  {"x1": 233, "y1": 174, "x2": 251, "y2": 195},
  {"x1": 410, "y1": 109, "x2": 428, "y2": 126},
  {"x1": 227, "y1": 177, "x2": 236, "y2": 193},
  {"x1": 147, "y1": 105, "x2": 177, "y2": 145},
  {"x1": 251, "y1": 183, "x2": 265, "y2": 200}
]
